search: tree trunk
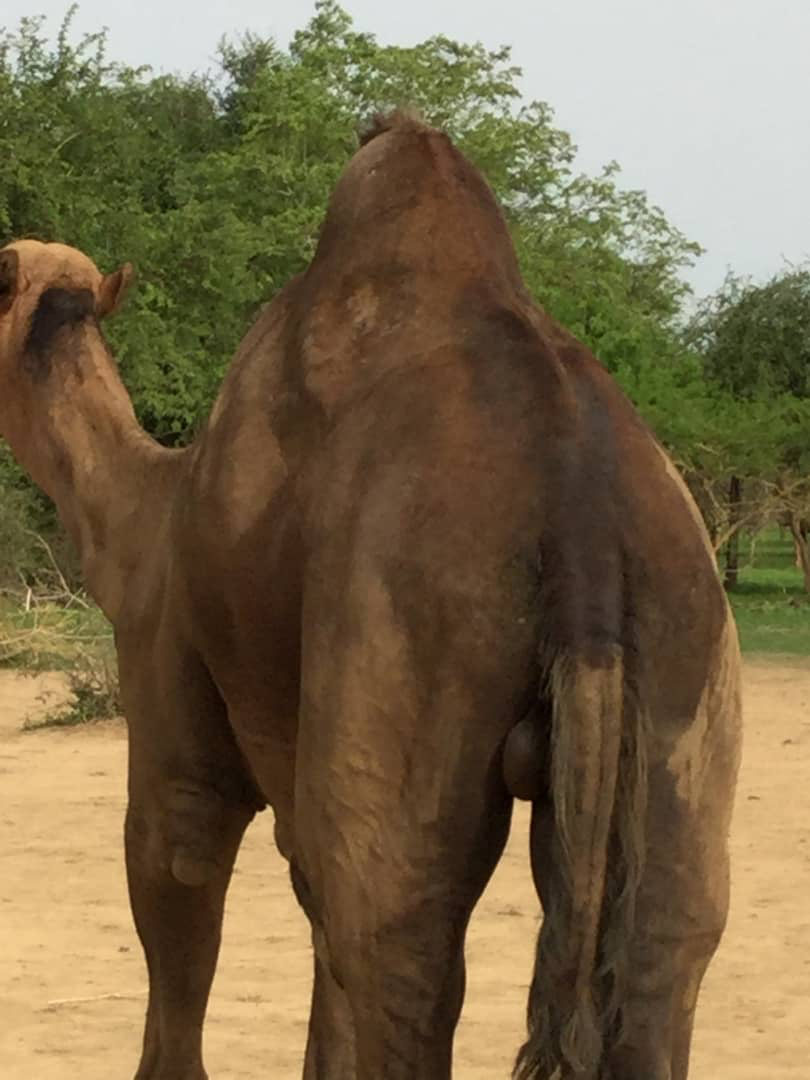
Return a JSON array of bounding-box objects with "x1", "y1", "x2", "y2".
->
[
  {"x1": 723, "y1": 475, "x2": 742, "y2": 591},
  {"x1": 788, "y1": 514, "x2": 810, "y2": 593}
]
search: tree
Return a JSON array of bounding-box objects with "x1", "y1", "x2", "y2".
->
[
  {"x1": 274, "y1": 0, "x2": 701, "y2": 377},
  {"x1": 685, "y1": 267, "x2": 810, "y2": 589},
  {"x1": 1, "y1": 3, "x2": 700, "y2": 439},
  {"x1": 689, "y1": 267, "x2": 810, "y2": 400},
  {"x1": 0, "y1": 2, "x2": 708, "y2": 581}
]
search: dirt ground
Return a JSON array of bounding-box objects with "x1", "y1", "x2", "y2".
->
[{"x1": 1, "y1": 659, "x2": 809, "y2": 1079}]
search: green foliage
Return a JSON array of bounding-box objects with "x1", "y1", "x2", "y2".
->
[
  {"x1": 22, "y1": 652, "x2": 120, "y2": 729},
  {"x1": 0, "y1": 591, "x2": 118, "y2": 728},
  {"x1": 2, "y1": 2, "x2": 809, "y2": 628},
  {"x1": 0, "y1": 597, "x2": 112, "y2": 669},
  {"x1": 689, "y1": 267, "x2": 810, "y2": 400},
  {"x1": 0, "y1": 593, "x2": 119, "y2": 725},
  {"x1": 680, "y1": 267, "x2": 810, "y2": 580},
  {"x1": 684, "y1": 266, "x2": 810, "y2": 506},
  {"x1": 0, "y1": 445, "x2": 58, "y2": 583},
  {"x1": 278, "y1": 0, "x2": 701, "y2": 377},
  {"x1": 630, "y1": 361, "x2": 810, "y2": 479},
  {"x1": 1, "y1": 1, "x2": 700, "y2": 440}
]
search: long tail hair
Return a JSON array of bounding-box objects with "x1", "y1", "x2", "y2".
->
[{"x1": 514, "y1": 646, "x2": 647, "y2": 1079}]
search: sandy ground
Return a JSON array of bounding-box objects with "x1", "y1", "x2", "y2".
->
[{"x1": 1, "y1": 659, "x2": 809, "y2": 1079}]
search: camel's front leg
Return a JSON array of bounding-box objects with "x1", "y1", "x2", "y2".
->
[
  {"x1": 125, "y1": 793, "x2": 251, "y2": 1080},
  {"x1": 120, "y1": 642, "x2": 260, "y2": 1080}
]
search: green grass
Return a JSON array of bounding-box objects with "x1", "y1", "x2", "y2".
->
[
  {"x1": 0, "y1": 596, "x2": 120, "y2": 727},
  {"x1": 0, "y1": 596, "x2": 112, "y2": 670},
  {"x1": 728, "y1": 529, "x2": 810, "y2": 655}
]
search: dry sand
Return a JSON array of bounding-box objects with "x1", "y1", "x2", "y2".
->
[{"x1": 1, "y1": 659, "x2": 808, "y2": 1078}]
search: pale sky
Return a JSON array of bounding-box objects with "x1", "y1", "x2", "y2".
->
[{"x1": 4, "y1": 0, "x2": 809, "y2": 298}]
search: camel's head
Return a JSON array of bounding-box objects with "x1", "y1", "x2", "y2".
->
[{"x1": 0, "y1": 239, "x2": 133, "y2": 390}]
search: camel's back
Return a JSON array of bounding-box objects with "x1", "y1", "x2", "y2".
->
[
  {"x1": 183, "y1": 114, "x2": 728, "y2": 723},
  {"x1": 276, "y1": 236, "x2": 724, "y2": 725}
]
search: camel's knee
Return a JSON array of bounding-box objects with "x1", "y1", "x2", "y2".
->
[
  {"x1": 166, "y1": 781, "x2": 240, "y2": 886},
  {"x1": 127, "y1": 779, "x2": 253, "y2": 888}
]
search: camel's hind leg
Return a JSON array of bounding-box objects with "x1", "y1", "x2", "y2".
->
[
  {"x1": 604, "y1": 748, "x2": 738, "y2": 1080},
  {"x1": 524, "y1": 776, "x2": 728, "y2": 1080},
  {"x1": 121, "y1": 645, "x2": 258, "y2": 1080},
  {"x1": 524, "y1": 676, "x2": 740, "y2": 1080},
  {"x1": 291, "y1": 860, "x2": 357, "y2": 1080},
  {"x1": 607, "y1": 619, "x2": 743, "y2": 1080},
  {"x1": 294, "y1": 766, "x2": 512, "y2": 1080},
  {"x1": 293, "y1": 661, "x2": 516, "y2": 1080}
]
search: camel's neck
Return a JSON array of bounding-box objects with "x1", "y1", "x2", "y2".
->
[{"x1": 4, "y1": 358, "x2": 185, "y2": 623}]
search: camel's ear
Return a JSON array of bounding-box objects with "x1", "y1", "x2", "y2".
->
[
  {"x1": 0, "y1": 249, "x2": 20, "y2": 317},
  {"x1": 97, "y1": 262, "x2": 134, "y2": 319}
]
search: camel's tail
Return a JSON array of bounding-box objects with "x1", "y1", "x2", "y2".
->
[{"x1": 512, "y1": 647, "x2": 647, "y2": 1079}]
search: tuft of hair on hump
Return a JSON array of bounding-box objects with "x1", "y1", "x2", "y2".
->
[{"x1": 357, "y1": 106, "x2": 428, "y2": 147}]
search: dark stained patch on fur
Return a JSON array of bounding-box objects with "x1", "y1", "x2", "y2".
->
[
  {"x1": 0, "y1": 249, "x2": 18, "y2": 315},
  {"x1": 23, "y1": 287, "x2": 95, "y2": 381}
]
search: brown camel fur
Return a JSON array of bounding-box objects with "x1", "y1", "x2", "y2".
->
[{"x1": 0, "y1": 112, "x2": 742, "y2": 1080}]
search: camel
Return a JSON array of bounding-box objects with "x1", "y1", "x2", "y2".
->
[{"x1": 0, "y1": 110, "x2": 742, "y2": 1080}]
